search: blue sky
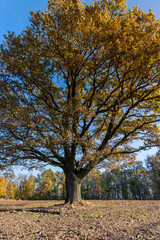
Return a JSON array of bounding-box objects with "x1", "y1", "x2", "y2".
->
[{"x1": 0, "y1": 0, "x2": 159, "y2": 175}]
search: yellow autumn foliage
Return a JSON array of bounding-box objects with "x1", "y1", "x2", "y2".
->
[
  {"x1": 0, "y1": 0, "x2": 159, "y2": 202},
  {"x1": 0, "y1": 177, "x2": 8, "y2": 198}
]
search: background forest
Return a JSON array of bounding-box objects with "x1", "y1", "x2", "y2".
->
[{"x1": 0, "y1": 150, "x2": 159, "y2": 200}]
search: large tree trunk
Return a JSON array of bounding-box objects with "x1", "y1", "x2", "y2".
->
[{"x1": 65, "y1": 171, "x2": 82, "y2": 204}]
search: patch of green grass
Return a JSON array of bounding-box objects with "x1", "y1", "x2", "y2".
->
[
  {"x1": 79, "y1": 213, "x2": 94, "y2": 219},
  {"x1": 29, "y1": 229, "x2": 41, "y2": 235},
  {"x1": 79, "y1": 212, "x2": 103, "y2": 219},
  {"x1": 139, "y1": 210, "x2": 151, "y2": 220},
  {"x1": 27, "y1": 212, "x2": 43, "y2": 217}
]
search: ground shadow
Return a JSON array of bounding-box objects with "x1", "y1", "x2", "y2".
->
[
  {"x1": 0, "y1": 207, "x2": 60, "y2": 215},
  {"x1": 27, "y1": 208, "x2": 60, "y2": 215}
]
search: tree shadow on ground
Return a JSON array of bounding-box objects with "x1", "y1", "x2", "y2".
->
[
  {"x1": 27, "y1": 208, "x2": 60, "y2": 215},
  {"x1": 0, "y1": 207, "x2": 60, "y2": 215}
]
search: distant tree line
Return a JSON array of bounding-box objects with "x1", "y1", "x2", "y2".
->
[
  {"x1": 0, "y1": 151, "x2": 159, "y2": 200},
  {"x1": 0, "y1": 169, "x2": 66, "y2": 200}
]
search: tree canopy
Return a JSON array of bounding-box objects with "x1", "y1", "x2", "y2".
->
[{"x1": 0, "y1": 0, "x2": 160, "y2": 202}]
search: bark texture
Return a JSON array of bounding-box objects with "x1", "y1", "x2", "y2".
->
[{"x1": 65, "y1": 172, "x2": 82, "y2": 204}]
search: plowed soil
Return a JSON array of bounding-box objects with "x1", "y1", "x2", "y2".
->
[{"x1": 0, "y1": 199, "x2": 160, "y2": 239}]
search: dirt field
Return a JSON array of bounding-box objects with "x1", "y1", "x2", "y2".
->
[{"x1": 0, "y1": 199, "x2": 160, "y2": 240}]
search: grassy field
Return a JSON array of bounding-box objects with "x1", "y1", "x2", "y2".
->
[{"x1": 0, "y1": 199, "x2": 160, "y2": 239}]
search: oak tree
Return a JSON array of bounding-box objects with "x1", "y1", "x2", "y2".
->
[{"x1": 0, "y1": 0, "x2": 160, "y2": 203}]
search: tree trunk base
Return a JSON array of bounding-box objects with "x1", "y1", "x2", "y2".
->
[{"x1": 64, "y1": 199, "x2": 92, "y2": 207}]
